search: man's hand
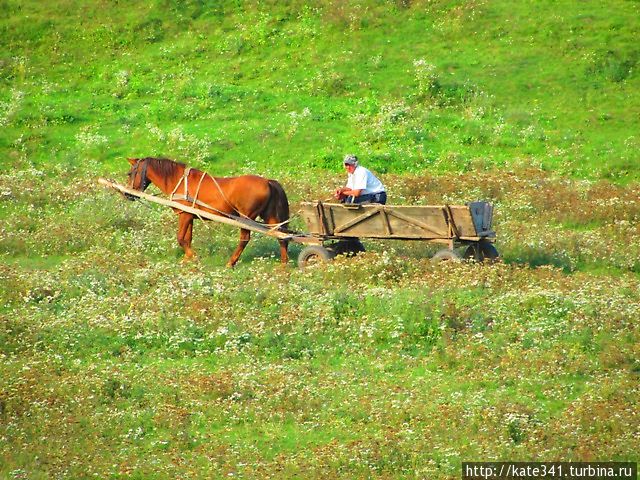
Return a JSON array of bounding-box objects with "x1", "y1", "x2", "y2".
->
[{"x1": 336, "y1": 188, "x2": 362, "y2": 198}]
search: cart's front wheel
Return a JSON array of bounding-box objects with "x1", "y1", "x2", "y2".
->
[
  {"x1": 298, "y1": 245, "x2": 336, "y2": 269},
  {"x1": 431, "y1": 249, "x2": 462, "y2": 264}
]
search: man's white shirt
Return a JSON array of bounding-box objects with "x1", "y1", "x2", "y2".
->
[{"x1": 346, "y1": 166, "x2": 385, "y2": 194}]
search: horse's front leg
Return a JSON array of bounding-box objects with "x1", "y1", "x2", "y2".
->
[
  {"x1": 177, "y1": 213, "x2": 195, "y2": 260},
  {"x1": 227, "y1": 228, "x2": 250, "y2": 268}
]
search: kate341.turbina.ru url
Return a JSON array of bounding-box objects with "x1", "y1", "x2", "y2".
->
[{"x1": 462, "y1": 462, "x2": 637, "y2": 479}]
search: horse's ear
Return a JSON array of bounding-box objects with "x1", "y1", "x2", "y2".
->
[{"x1": 127, "y1": 158, "x2": 137, "y2": 165}]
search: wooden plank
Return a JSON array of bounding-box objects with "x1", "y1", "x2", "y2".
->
[
  {"x1": 450, "y1": 205, "x2": 479, "y2": 237},
  {"x1": 333, "y1": 233, "x2": 443, "y2": 239},
  {"x1": 385, "y1": 208, "x2": 449, "y2": 237},
  {"x1": 381, "y1": 208, "x2": 392, "y2": 236},
  {"x1": 443, "y1": 205, "x2": 460, "y2": 238},
  {"x1": 316, "y1": 202, "x2": 328, "y2": 236},
  {"x1": 332, "y1": 206, "x2": 383, "y2": 234},
  {"x1": 299, "y1": 204, "x2": 322, "y2": 234},
  {"x1": 98, "y1": 178, "x2": 315, "y2": 243},
  {"x1": 467, "y1": 201, "x2": 485, "y2": 233}
]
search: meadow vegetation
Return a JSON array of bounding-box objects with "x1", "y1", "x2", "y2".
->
[{"x1": 1, "y1": 1, "x2": 639, "y2": 478}]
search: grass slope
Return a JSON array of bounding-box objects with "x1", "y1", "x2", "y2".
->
[{"x1": 1, "y1": 0, "x2": 639, "y2": 180}]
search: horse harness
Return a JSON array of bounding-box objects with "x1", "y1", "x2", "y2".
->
[{"x1": 168, "y1": 166, "x2": 254, "y2": 221}]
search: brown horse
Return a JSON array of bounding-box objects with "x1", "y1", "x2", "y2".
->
[{"x1": 126, "y1": 157, "x2": 290, "y2": 267}]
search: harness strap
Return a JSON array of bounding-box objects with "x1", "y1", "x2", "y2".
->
[
  {"x1": 192, "y1": 171, "x2": 207, "y2": 208},
  {"x1": 210, "y1": 175, "x2": 253, "y2": 221},
  {"x1": 170, "y1": 172, "x2": 247, "y2": 223},
  {"x1": 169, "y1": 166, "x2": 189, "y2": 200},
  {"x1": 183, "y1": 167, "x2": 191, "y2": 201},
  {"x1": 168, "y1": 165, "x2": 289, "y2": 231}
]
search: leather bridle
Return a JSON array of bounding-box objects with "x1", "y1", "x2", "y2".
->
[{"x1": 129, "y1": 158, "x2": 150, "y2": 191}]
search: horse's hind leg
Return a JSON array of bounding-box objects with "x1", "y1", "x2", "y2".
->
[
  {"x1": 177, "y1": 213, "x2": 195, "y2": 260},
  {"x1": 278, "y1": 239, "x2": 289, "y2": 264},
  {"x1": 227, "y1": 228, "x2": 250, "y2": 268},
  {"x1": 265, "y1": 214, "x2": 289, "y2": 265}
]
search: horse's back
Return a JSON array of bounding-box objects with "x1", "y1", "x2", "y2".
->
[
  {"x1": 201, "y1": 174, "x2": 269, "y2": 216},
  {"x1": 220, "y1": 175, "x2": 271, "y2": 194}
]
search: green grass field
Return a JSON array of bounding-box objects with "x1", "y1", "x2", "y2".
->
[{"x1": 1, "y1": 1, "x2": 639, "y2": 478}]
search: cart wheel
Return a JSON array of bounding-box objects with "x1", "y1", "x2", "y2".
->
[
  {"x1": 431, "y1": 249, "x2": 462, "y2": 264},
  {"x1": 463, "y1": 241, "x2": 500, "y2": 263},
  {"x1": 463, "y1": 245, "x2": 479, "y2": 261},
  {"x1": 329, "y1": 239, "x2": 366, "y2": 257},
  {"x1": 480, "y1": 241, "x2": 499, "y2": 262},
  {"x1": 298, "y1": 245, "x2": 336, "y2": 269}
]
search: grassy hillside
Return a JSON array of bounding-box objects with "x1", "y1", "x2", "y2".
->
[
  {"x1": 1, "y1": 1, "x2": 639, "y2": 479},
  {"x1": 1, "y1": 0, "x2": 639, "y2": 180}
]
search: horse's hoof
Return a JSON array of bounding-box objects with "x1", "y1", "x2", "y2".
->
[{"x1": 276, "y1": 264, "x2": 291, "y2": 275}]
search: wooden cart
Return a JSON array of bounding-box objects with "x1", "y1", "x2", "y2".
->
[
  {"x1": 295, "y1": 201, "x2": 498, "y2": 268},
  {"x1": 99, "y1": 179, "x2": 497, "y2": 268}
]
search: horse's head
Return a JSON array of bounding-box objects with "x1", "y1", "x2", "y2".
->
[{"x1": 125, "y1": 158, "x2": 151, "y2": 200}]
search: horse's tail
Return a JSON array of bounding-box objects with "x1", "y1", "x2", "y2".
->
[{"x1": 264, "y1": 179, "x2": 290, "y2": 232}]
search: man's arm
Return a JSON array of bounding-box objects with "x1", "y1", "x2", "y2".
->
[
  {"x1": 337, "y1": 187, "x2": 362, "y2": 197},
  {"x1": 335, "y1": 187, "x2": 362, "y2": 199}
]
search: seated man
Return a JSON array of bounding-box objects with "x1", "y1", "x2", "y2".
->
[{"x1": 334, "y1": 154, "x2": 387, "y2": 205}]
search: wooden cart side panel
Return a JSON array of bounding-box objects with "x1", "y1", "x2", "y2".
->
[
  {"x1": 298, "y1": 204, "x2": 335, "y2": 235},
  {"x1": 299, "y1": 206, "x2": 323, "y2": 234},
  {"x1": 299, "y1": 202, "x2": 494, "y2": 239},
  {"x1": 385, "y1": 208, "x2": 448, "y2": 237},
  {"x1": 332, "y1": 207, "x2": 383, "y2": 234},
  {"x1": 323, "y1": 204, "x2": 452, "y2": 238},
  {"x1": 449, "y1": 205, "x2": 480, "y2": 237}
]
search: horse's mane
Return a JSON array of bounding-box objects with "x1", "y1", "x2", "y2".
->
[{"x1": 142, "y1": 157, "x2": 186, "y2": 179}]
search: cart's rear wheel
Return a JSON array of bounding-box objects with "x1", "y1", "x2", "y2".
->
[
  {"x1": 463, "y1": 241, "x2": 499, "y2": 263},
  {"x1": 298, "y1": 245, "x2": 336, "y2": 269},
  {"x1": 431, "y1": 249, "x2": 462, "y2": 264},
  {"x1": 329, "y1": 239, "x2": 366, "y2": 257},
  {"x1": 480, "y1": 242, "x2": 499, "y2": 262}
]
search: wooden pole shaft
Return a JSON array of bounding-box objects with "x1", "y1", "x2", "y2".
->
[{"x1": 98, "y1": 178, "x2": 313, "y2": 243}]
